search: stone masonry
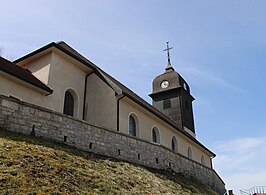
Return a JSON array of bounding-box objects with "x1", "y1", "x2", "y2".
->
[{"x1": 0, "y1": 95, "x2": 225, "y2": 194}]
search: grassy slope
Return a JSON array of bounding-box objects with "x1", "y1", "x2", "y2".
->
[{"x1": 0, "y1": 130, "x2": 218, "y2": 195}]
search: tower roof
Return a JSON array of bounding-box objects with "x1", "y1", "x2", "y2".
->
[
  {"x1": 150, "y1": 43, "x2": 193, "y2": 98},
  {"x1": 151, "y1": 69, "x2": 180, "y2": 94}
]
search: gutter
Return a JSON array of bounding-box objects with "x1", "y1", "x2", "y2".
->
[
  {"x1": 116, "y1": 94, "x2": 125, "y2": 131},
  {"x1": 210, "y1": 156, "x2": 214, "y2": 169},
  {"x1": 82, "y1": 71, "x2": 94, "y2": 120}
]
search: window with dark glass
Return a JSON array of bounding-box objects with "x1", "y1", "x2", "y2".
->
[
  {"x1": 63, "y1": 91, "x2": 74, "y2": 116},
  {"x1": 171, "y1": 136, "x2": 177, "y2": 152},
  {"x1": 152, "y1": 127, "x2": 160, "y2": 143},
  {"x1": 188, "y1": 147, "x2": 192, "y2": 159},
  {"x1": 201, "y1": 155, "x2": 205, "y2": 165},
  {"x1": 163, "y1": 99, "x2": 171, "y2": 109},
  {"x1": 129, "y1": 115, "x2": 136, "y2": 136},
  {"x1": 152, "y1": 128, "x2": 157, "y2": 143}
]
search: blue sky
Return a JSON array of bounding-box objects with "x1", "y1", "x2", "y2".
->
[{"x1": 1, "y1": 0, "x2": 266, "y2": 193}]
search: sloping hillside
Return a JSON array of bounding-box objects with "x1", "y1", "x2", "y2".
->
[{"x1": 0, "y1": 130, "x2": 218, "y2": 194}]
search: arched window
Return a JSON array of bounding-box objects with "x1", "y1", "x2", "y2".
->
[
  {"x1": 63, "y1": 89, "x2": 78, "y2": 117},
  {"x1": 152, "y1": 127, "x2": 160, "y2": 144},
  {"x1": 171, "y1": 136, "x2": 178, "y2": 152},
  {"x1": 129, "y1": 115, "x2": 136, "y2": 136},
  {"x1": 201, "y1": 155, "x2": 205, "y2": 165},
  {"x1": 63, "y1": 91, "x2": 74, "y2": 116},
  {"x1": 187, "y1": 146, "x2": 192, "y2": 159}
]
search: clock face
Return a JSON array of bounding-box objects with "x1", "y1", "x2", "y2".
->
[{"x1": 161, "y1": 80, "x2": 169, "y2": 89}]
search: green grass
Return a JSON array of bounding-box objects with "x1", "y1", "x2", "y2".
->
[{"x1": 0, "y1": 129, "x2": 218, "y2": 194}]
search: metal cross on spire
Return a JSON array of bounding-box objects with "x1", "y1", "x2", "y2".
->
[{"x1": 163, "y1": 42, "x2": 174, "y2": 71}]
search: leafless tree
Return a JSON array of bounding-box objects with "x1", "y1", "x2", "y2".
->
[{"x1": 0, "y1": 48, "x2": 17, "y2": 61}]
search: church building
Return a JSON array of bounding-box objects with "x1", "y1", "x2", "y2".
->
[{"x1": 0, "y1": 41, "x2": 222, "y2": 185}]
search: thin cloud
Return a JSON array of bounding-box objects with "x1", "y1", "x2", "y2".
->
[
  {"x1": 182, "y1": 67, "x2": 247, "y2": 93},
  {"x1": 216, "y1": 137, "x2": 265, "y2": 152},
  {"x1": 213, "y1": 137, "x2": 266, "y2": 194}
]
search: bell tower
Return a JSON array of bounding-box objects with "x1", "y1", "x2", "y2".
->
[{"x1": 149, "y1": 42, "x2": 195, "y2": 135}]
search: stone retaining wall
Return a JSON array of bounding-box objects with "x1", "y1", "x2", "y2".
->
[{"x1": 0, "y1": 95, "x2": 225, "y2": 194}]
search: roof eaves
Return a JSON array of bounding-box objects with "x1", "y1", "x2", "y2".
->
[
  {"x1": 13, "y1": 42, "x2": 57, "y2": 63},
  {"x1": 149, "y1": 87, "x2": 195, "y2": 101},
  {"x1": 13, "y1": 42, "x2": 118, "y2": 95},
  {"x1": 97, "y1": 70, "x2": 123, "y2": 95},
  {"x1": 0, "y1": 58, "x2": 53, "y2": 95},
  {"x1": 14, "y1": 42, "x2": 97, "y2": 72},
  {"x1": 54, "y1": 43, "x2": 98, "y2": 71},
  {"x1": 0, "y1": 68, "x2": 53, "y2": 95}
]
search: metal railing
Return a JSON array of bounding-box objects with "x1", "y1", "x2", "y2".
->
[{"x1": 240, "y1": 186, "x2": 266, "y2": 195}]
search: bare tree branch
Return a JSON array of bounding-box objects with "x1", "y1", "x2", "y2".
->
[{"x1": 0, "y1": 48, "x2": 3, "y2": 57}]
